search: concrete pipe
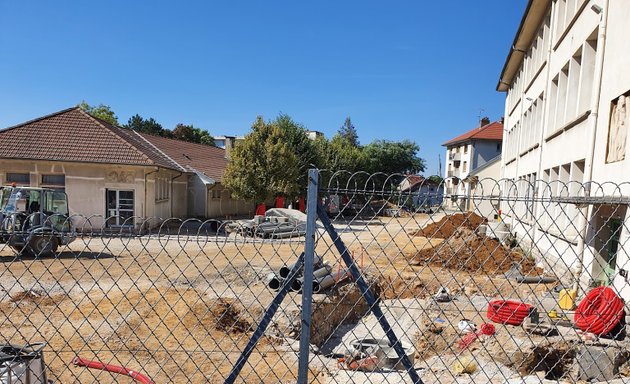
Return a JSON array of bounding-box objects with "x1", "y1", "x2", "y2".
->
[
  {"x1": 291, "y1": 264, "x2": 331, "y2": 293},
  {"x1": 267, "y1": 272, "x2": 283, "y2": 291},
  {"x1": 313, "y1": 270, "x2": 349, "y2": 293},
  {"x1": 279, "y1": 254, "x2": 322, "y2": 278}
]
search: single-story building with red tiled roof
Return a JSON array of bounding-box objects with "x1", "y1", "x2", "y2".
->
[{"x1": 0, "y1": 107, "x2": 253, "y2": 228}]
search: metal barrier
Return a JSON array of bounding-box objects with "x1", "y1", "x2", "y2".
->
[{"x1": 1, "y1": 169, "x2": 630, "y2": 383}]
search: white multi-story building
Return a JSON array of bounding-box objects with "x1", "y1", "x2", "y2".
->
[
  {"x1": 497, "y1": 0, "x2": 630, "y2": 296},
  {"x1": 442, "y1": 118, "x2": 503, "y2": 210}
]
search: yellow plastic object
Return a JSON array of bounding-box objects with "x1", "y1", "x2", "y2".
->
[
  {"x1": 452, "y1": 356, "x2": 477, "y2": 374},
  {"x1": 559, "y1": 289, "x2": 577, "y2": 310}
]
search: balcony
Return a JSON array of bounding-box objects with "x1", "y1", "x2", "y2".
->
[{"x1": 449, "y1": 152, "x2": 462, "y2": 161}]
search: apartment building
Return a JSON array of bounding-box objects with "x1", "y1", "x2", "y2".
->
[
  {"x1": 442, "y1": 118, "x2": 503, "y2": 209},
  {"x1": 497, "y1": 0, "x2": 630, "y2": 295}
]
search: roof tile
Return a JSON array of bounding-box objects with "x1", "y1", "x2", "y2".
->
[{"x1": 442, "y1": 121, "x2": 504, "y2": 146}]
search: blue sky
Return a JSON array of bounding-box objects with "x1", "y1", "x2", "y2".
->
[{"x1": 0, "y1": 1, "x2": 527, "y2": 176}]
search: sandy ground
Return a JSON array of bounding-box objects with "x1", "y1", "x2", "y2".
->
[{"x1": 0, "y1": 212, "x2": 562, "y2": 383}]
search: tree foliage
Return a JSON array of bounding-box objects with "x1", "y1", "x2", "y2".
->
[
  {"x1": 361, "y1": 140, "x2": 425, "y2": 175},
  {"x1": 223, "y1": 113, "x2": 427, "y2": 201},
  {"x1": 125, "y1": 114, "x2": 171, "y2": 137},
  {"x1": 78, "y1": 101, "x2": 119, "y2": 125},
  {"x1": 172, "y1": 124, "x2": 216, "y2": 146},
  {"x1": 314, "y1": 134, "x2": 364, "y2": 173},
  {"x1": 338, "y1": 117, "x2": 359, "y2": 147},
  {"x1": 428, "y1": 175, "x2": 444, "y2": 184},
  {"x1": 223, "y1": 116, "x2": 301, "y2": 202}
]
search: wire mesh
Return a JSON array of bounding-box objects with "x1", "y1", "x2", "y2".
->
[{"x1": 1, "y1": 170, "x2": 630, "y2": 383}]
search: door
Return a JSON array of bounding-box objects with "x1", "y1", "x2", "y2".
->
[{"x1": 106, "y1": 189, "x2": 135, "y2": 227}]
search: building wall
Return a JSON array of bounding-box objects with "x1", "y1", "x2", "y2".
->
[
  {"x1": 0, "y1": 159, "x2": 188, "y2": 228},
  {"x1": 468, "y1": 158, "x2": 503, "y2": 220},
  {"x1": 207, "y1": 184, "x2": 254, "y2": 219},
  {"x1": 472, "y1": 141, "x2": 502, "y2": 170},
  {"x1": 499, "y1": 0, "x2": 630, "y2": 295}
]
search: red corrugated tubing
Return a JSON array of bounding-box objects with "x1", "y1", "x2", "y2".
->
[
  {"x1": 487, "y1": 300, "x2": 533, "y2": 326},
  {"x1": 574, "y1": 286, "x2": 625, "y2": 335},
  {"x1": 73, "y1": 357, "x2": 154, "y2": 384}
]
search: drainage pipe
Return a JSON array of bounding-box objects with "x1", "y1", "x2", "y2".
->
[
  {"x1": 73, "y1": 357, "x2": 154, "y2": 384},
  {"x1": 313, "y1": 270, "x2": 350, "y2": 293},
  {"x1": 291, "y1": 264, "x2": 331, "y2": 292},
  {"x1": 267, "y1": 272, "x2": 283, "y2": 291},
  {"x1": 573, "y1": 0, "x2": 609, "y2": 294},
  {"x1": 279, "y1": 255, "x2": 322, "y2": 278}
]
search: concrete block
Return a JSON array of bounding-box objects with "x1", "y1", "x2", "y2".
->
[{"x1": 574, "y1": 345, "x2": 628, "y2": 381}]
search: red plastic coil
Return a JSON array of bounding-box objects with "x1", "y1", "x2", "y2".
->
[
  {"x1": 487, "y1": 300, "x2": 533, "y2": 326},
  {"x1": 574, "y1": 286, "x2": 624, "y2": 335}
]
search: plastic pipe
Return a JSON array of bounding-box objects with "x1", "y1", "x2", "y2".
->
[{"x1": 72, "y1": 357, "x2": 154, "y2": 384}]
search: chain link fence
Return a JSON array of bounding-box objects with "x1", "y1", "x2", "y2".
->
[{"x1": 1, "y1": 169, "x2": 630, "y2": 383}]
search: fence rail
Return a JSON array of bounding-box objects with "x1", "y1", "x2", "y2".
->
[{"x1": 1, "y1": 171, "x2": 630, "y2": 383}]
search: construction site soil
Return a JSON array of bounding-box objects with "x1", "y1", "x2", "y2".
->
[
  {"x1": 0, "y1": 213, "x2": 560, "y2": 382},
  {"x1": 409, "y1": 213, "x2": 542, "y2": 276}
]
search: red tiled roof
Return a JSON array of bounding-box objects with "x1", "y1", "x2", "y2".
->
[
  {"x1": 139, "y1": 133, "x2": 227, "y2": 182},
  {"x1": 0, "y1": 107, "x2": 228, "y2": 181},
  {"x1": 442, "y1": 121, "x2": 504, "y2": 147}
]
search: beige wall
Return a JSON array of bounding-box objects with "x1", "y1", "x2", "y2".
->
[
  {"x1": 0, "y1": 159, "x2": 188, "y2": 228},
  {"x1": 207, "y1": 184, "x2": 254, "y2": 219}
]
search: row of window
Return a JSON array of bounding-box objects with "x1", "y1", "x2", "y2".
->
[
  {"x1": 507, "y1": 0, "x2": 590, "y2": 116},
  {"x1": 547, "y1": 31, "x2": 598, "y2": 135},
  {"x1": 507, "y1": 13, "x2": 552, "y2": 115},
  {"x1": 505, "y1": 28, "x2": 598, "y2": 163},
  {"x1": 448, "y1": 144, "x2": 469, "y2": 155},
  {"x1": 5, "y1": 173, "x2": 65, "y2": 188}
]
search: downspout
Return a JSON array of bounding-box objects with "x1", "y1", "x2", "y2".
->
[
  {"x1": 573, "y1": 0, "x2": 609, "y2": 293},
  {"x1": 170, "y1": 171, "x2": 184, "y2": 218},
  {"x1": 144, "y1": 167, "x2": 159, "y2": 218}
]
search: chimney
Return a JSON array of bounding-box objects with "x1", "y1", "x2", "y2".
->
[
  {"x1": 480, "y1": 116, "x2": 490, "y2": 127},
  {"x1": 224, "y1": 136, "x2": 235, "y2": 159}
]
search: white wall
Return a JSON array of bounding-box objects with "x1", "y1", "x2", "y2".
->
[{"x1": 499, "y1": 0, "x2": 630, "y2": 297}]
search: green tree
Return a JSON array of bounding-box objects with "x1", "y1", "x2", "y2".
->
[
  {"x1": 338, "y1": 117, "x2": 359, "y2": 147},
  {"x1": 78, "y1": 101, "x2": 119, "y2": 125},
  {"x1": 273, "y1": 114, "x2": 318, "y2": 194},
  {"x1": 124, "y1": 114, "x2": 170, "y2": 137},
  {"x1": 223, "y1": 116, "x2": 300, "y2": 202},
  {"x1": 172, "y1": 123, "x2": 216, "y2": 146},
  {"x1": 314, "y1": 134, "x2": 364, "y2": 173},
  {"x1": 361, "y1": 139, "x2": 426, "y2": 174},
  {"x1": 427, "y1": 175, "x2": 444, "y2": 184}
]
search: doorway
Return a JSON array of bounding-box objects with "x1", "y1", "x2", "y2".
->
[{"x1": 106, "y1": 189, "x2": 135, "y2": 227}]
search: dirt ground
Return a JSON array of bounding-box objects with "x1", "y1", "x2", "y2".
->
[{"x1": 0, "y1": 212, "x2": 559, "y2": 383}]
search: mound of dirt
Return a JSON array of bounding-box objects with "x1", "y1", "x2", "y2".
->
[
  {"x1": 208, "y1": 298, "x2": 251, "y2": 334},
  {"x1": 376, "y1": 275, "x2": 441, "y2": 300},
  {"x1": 408, "y1": 228, "x2": 541, "y2": 275},
  {"x1": 415, "y1": 212, "x2": 487, "y2": 239}
]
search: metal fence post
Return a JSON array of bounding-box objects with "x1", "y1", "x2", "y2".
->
[{"x1": 297, "y1": 169, "x2": 319, "y2": 383}]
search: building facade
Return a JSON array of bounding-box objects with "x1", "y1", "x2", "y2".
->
[
  {"x1": 442, "y1": 118, "x2": 503, "y2": 210},
  {"x1": 0, "y1": 107, "x2": 254, "y2": 229},
  {"x1": 497, "y1": 0, "x2": 630, "y2": 296}
]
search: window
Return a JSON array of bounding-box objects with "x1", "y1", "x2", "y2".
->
[
  {"x1": 464, "y1": 145, "x2": 468, "y2": 154},
  {"x1": 463, "y1": 161, "x2": 468, "y2": 172},
  {"x1": 156, "y1": 177, "x2": 169, "y2": 201},
  {"x1": 497, "y1": 143, "x2": 502, "y2": 152},
  {"x1": 42, "y1": 174, "x2": 65, "y2": 188},
  {"x1": 211, "y1": 189, "x2": 221, "y2": 199},
  {"x1": 7, "y1": 173, "x2": 30, "y2": 185}
]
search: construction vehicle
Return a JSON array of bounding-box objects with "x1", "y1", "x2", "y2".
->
[{"x1": 0, "y1": 187, "x2": 75, "y2": 256}]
